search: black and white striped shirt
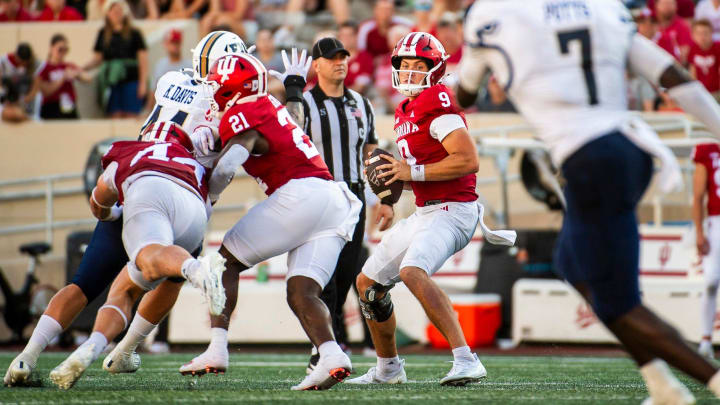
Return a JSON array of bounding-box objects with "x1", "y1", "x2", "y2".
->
[{"x1": 302, "y1": 86, "x2": 377, "y2": 185}]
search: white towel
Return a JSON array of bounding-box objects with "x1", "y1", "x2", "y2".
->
[
  {"x1": 620, "y1": 117, "x2": 683, "y2": 194},
  {"x1": 477, "y1": 203, "x2": 517, "y2": 246}
]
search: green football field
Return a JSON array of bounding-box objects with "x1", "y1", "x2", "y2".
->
[{"x1": 1, "y1": 352, "x2": 719, "y2": 404}]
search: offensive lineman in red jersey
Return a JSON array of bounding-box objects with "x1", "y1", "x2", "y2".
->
[
  {"x1": 694, "y1": 142, "x2": 720, "y2": 359},
  {"x1": 180, "y1": 53, "x2": 362, "y2": 390},
  {"x1": 48, "y1": 122, "x2": 226, "y2": 389},
  {"x1": 347, "y1": 32, "x2": 516, "y2": 386}
]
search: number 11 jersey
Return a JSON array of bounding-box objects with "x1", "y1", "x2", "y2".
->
[{"x1": 219, "y1": 95, "x2": 332, "y2": 195}]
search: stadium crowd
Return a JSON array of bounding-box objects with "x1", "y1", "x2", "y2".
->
[{"x1": 3, "y1": 0, "x2": 720, "y2": 123}]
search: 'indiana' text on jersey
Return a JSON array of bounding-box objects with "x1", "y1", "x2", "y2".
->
[{"x1": 162, "y1": 84, "x2": 197, "y2": 105}]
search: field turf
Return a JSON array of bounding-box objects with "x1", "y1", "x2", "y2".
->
[{"x1": 1, "y1": 352, "x2": 719, "y2": 404}]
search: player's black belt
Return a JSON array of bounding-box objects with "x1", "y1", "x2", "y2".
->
[{"x1": 424, "y1": 200, "x2": 446, "y2": 206}]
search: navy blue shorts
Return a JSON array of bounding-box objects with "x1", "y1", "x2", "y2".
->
[
  {"x1": 107, "y1": 81, "x2": 144, "y2": 115},
  {"x1": 71, "y1": 218, "x2": 201, "y2": 301},
  {"x1": 554, "y1": 132, "x2": 653, "y2": 323}
]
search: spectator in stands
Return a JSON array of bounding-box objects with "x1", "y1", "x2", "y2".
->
[
  {"x1": 411, "y1": 0, "x2": 436, "y2": 37},
  {"x1": 688, "y1": 19, "x2": 720, "y2": 100},
  {"x1": 647, "y1": 0, "x2": 695, "y2": 20},
  {"x1": 37, "y1": 0, "x2": 83, "y2": 20},
  {"x1": 629, "y1": 8, "x2": 660, "y2": 112},
  {"x1": 84, "y1": 0, "x2": 147, "y2": 118},
  {"x1": 372, "y1": 24, "x2": 409, "y2": 114},
  {"x1": 36, "y1": 34, "x2": 90, "y2": 119},
  {"x1": 358, "y1": 0, "x2": 411, "y2": 59},
  {"x1": 254, "y1": 28, "x2": 283, "y2": 72},
  {"x1": 435, "y1": 11, "x2": 463, "y2": 73},
  {"x1": 284, "y1": 0, "x2": 348, "y2": 27},
  {"x1": 199, "y1": 0, "x2": 249, "y2": 37},
  {"x1": 161, "y1": 0, "x2": 208, "y2": 20},
  {"x1": 253, "y1": 28, "x2": 284, "y2": 99},
  {"x1": 696, "y1": 0, "x2": 720, "y2": 41},
  {"x1": 151, "y1": 28, "x2": 189, "y2": 91},
  {"x1": 337, "y1": 20, "x2": 373, "y2": 95},
  {"x1": 634, "y1": 7, "x2": 658, "y2": 41},
  {"x1": 655, "y1": 0, "x2": 693, "y2": 64},
  {"x1": 0, "y1": 0, "x2": 34, "y2": 21},
  {"x1": 86, "y1": 0, "x2": 158, "y2": 20},
  {"x1": 1, "y1": 43, "x2": 36, "y2": 122}
]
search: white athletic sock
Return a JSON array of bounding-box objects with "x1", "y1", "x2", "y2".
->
[
  {"x1": 311, "y1": 346, "x2": 318, "y2": 356},
  {"x1": 452, "y1": 345, "x2": 474, "y2": 363},
  {"x1": 23, "y1": 315, "x2": 63, "y2": 363},
  {"x1": 116, "y1": 315, "x2": 156, "y2": 354},
  {"x1": 702, "y1": 285, "x2": 718, "y2": 339},
  {"x1": 81, "y1": 331, "x2": 108, "y2": 361},
  {"x1": 708, "y1": 369, "x2": 720, "y2": 397},
  {"x1": 377, "y1": 356, "x2": 401, "y2": 375},
  {"x1": 317, "y1": 341, "x2": 343, "y2": 359},
  {"x1": 181, "y1": 258, "x2": 202, "y2": 286},
  {"x1": 208, "y1": 328, "x2": 228, "y2": 353}
]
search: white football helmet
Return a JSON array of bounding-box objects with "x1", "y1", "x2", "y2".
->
[{"x1": 191, "y1": 31, "x2": 248, "y2": 80}]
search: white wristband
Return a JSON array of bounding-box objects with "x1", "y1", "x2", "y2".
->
[{"x1": 410, "y1": 165, "x2": 425, "y2": 182}]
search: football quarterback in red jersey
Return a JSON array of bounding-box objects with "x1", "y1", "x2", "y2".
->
[
  {"x1": 48, "y1": 122, "x2": 226, "y2": 390},
  {"x1": 347, "y1": 32, "x2": 516, "y2": 386},
  {"x1": 179, "y1": 53, "x2": 362, "y2": 391}
]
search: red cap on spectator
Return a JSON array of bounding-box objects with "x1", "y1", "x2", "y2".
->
[{"x1": 166, "y1": 29, "x2": 182, "y2": 43}]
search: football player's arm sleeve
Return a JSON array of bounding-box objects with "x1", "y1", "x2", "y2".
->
[
  {"x1": 457, "y1": 45, "x2": 489, "y2": 108},
  {"x1": 208, "y1": 131, "x2": 255, "y2": 202},
  {"x1": 630, "y1": 33, "x2": 720, "y2": 136},
  {"x1": 430, "y1": 114, "x2": 466, "y2": 143}
]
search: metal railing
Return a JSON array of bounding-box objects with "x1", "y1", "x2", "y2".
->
[{"x1": 0, "y1": 113, "x2": 710, "y2": 244}]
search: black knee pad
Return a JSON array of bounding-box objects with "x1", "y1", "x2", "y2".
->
[{"x1": 359, "y1": 283, "x2": 394, "y2": 322}]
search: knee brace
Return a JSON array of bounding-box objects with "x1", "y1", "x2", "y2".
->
[{"x1": 359, "y1": 283, "x2": 394, "y2": 322}]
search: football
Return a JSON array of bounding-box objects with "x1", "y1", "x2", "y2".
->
[{"x1": 366, "y1": 148, "x2": 404, "y2": 205}]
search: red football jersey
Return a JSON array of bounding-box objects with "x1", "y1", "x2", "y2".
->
[
  {"x1": 693, "y1": 143, "x2": 720, "y2": 216},
  {"x1": 219, "y1": 95, "x2": 332, "y2": 195},
  {"x1": 689, "y1": 42, "x2": 720, "y2": 93},
  {"x1": 394, "y1": 84, "x2": 477, "y2": 207},
  {"x1": 102, "y1": 140, "x2": 208, "y2": 204}
]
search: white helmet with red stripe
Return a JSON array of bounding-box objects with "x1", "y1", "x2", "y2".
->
[
  {"x1": 204, "y1": 53, "x2": 268, "y2": 112},
  {"x1": 391, "y1": 32, "x2": 449, "y2": 97},
  {"x1": 140, "y1": 121, "x2": 194, "y2": 152}
]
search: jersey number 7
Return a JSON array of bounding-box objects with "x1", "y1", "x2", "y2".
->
[{"x1": 557, "y1": 28, "x2": 598, "y2": 106}]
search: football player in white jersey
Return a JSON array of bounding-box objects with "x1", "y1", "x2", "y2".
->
[
  {"x1": 39, "y1": 31, "x2": 250, "y2": 390},
  {"x1": 457, "y1": 1, "x2": 720, "y2": 403}
]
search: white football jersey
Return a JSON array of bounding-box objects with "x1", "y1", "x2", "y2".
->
[
  {"x1": 140, "y1": 70, "x2": 219, "y2": 141},
  {"x1": 459, "y1": 0, "x2": 673, "y2": 165}
]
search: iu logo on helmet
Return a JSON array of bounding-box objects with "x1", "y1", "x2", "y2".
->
[{"x1": 217, "y1": 57, "x2": 238, "y2": 84}]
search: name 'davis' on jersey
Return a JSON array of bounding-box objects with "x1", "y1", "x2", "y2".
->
[
  {"x1": 544, "y1": 1, "x2": 591, "y2": 23},
  {"x1": 395, "y1": 121, "x2": 419, "y2": 137},
  {"x1": 162, "y1": 85, "x2": 198, "y2": 105}
]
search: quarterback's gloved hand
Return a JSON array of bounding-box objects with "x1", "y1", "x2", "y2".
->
[
  {"x1": 191, "y1": 126, "x2": 216, "y2": 156},
  {"x1": 269, "y1": 48, "x2": 312, "y2": 83}
]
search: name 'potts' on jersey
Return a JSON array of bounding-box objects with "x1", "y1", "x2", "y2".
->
[
  {"x1": 693, "y1": 143, "x2": 720, "y2": 216},
  {"x1": 102, "y1": 140, "x2": 208, "y2": 204},
  {"x1": 394, "y1": 84, "x2": 477, "y2": 207},
  {"x1": 219, "y1": 95, "x2": 333, "y2": 195},
  {"x1": 140, "y1": 71, "x2": 219, "y2": 138}
]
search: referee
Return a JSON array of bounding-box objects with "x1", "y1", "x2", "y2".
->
[{"x1": 303, "y1": 37, "x2": 378, "y2": 369}]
